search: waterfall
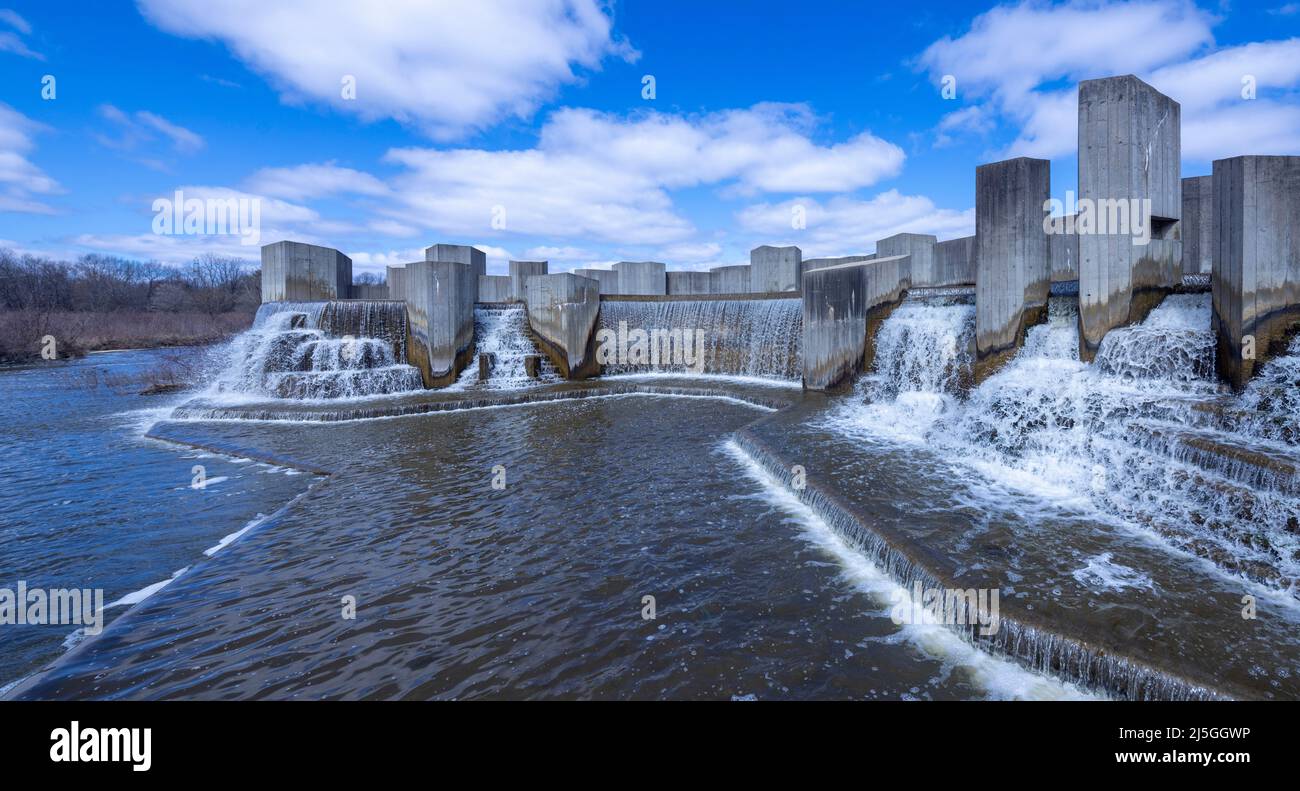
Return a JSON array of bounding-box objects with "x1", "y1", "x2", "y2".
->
[
  {"x1": 203, "y1": 301, "x2": 425, "y2": 400},
  {"x1": 448, "y1": 305, "x2": 557, "y2": 391},
  {"x1": 597, "y1": 298, "x2": 801, "y2": 381},
  {"x1": 826, "y1": 292, "x2": 1300, "y2": 599}
]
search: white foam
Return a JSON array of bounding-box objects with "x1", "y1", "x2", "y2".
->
[
  {"x1": 1072, "y1": 553, "x2": 1156, "y2": 593},
  {"x1": 204, "y1": 513, "x2": 267, "y2": 556}
]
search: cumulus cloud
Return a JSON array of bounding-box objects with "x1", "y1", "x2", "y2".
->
[
  {"x1": 136, "y1": 0, "x2": 638, "y2": 139},
  {"x1": 918, "y1": 0, "x2": 1300, "y2": 162},
  {"x1": 245, "y1": 162, "x2": 391, "y2": 201},
  {"x1": 737, "y1": 192, "x2": 974, "y2": 258},
  {"x1": 0, "y1": 103, "x2": 60, "y2": 214}
]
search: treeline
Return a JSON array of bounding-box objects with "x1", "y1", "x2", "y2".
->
[{"x1": 0, "y1": 249, "x2": 260, "y2": 363}]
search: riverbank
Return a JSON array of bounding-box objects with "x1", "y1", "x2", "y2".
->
[{"x1": 0, "y1": 310, "x2": 253, "y2": 364}]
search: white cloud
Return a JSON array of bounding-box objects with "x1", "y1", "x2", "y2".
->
[
  {"x1": 0, "y1": 103, "x2": 60, "y2": 214},
  {"x1": 96, "y1": 105, "x2": 206, "y2": 161},
  {"x1": 137, "y1": 0, "x2": 638, "y2": 140},
  {"x1": 918, "y1": 1, "x2": 1300, "y2": 162},
  {"x1": 737, "y1": 191, "x2": 974, "y2": 258},
  {"x1": 0, "y1": 8, "x2": 41, "y2": 59},
  {"x1": 245, "y1": 162, "x2": 391, "y2": 201}
]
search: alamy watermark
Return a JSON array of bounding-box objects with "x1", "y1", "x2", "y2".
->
[
  {"x1": 0, "y1": 581, "x2": 104, "y2": 636},
  {"x1": 594, "y1": 321, "x2": 707, "y2": 371},
  {"x1": 152, "y1": 189, "x2": 261, "y2": 246},
  {"x1": 890, "y1": 582, "x2": 1000, "y2": 636},
  {"x1": 1044, "y1": 190, "x2": 1154, "y2": 246}
]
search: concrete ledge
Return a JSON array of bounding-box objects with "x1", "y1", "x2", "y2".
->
[
  {"x1": 261, "y1": 241, "x2": 352, "y2": 302},
  {"x1": 406, "y1": 260, "x2": 476, "y2": 387},
  {"x1": 525, "y1": 273, "x2": 602, "y2": 378},
  {"x1": 801, "y1": 254, "x2": 911, "y2": 391}
]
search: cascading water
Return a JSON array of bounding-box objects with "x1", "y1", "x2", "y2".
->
[
  {"x1": 203, "y1": 301, "x2": 425, "y2": 400},
  {"x1": 597, "y1": 298, "x2": 802, "y2": 381},
  {"x1": 827, "y1": 291, "x2": 1300, "y2": 599},
  {"x1": 448, "y1": 305, "x2": 558, "y2": 391}
]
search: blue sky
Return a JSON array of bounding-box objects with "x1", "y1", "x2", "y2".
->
[{"x1": 1, "y1": 0, "x2": 1299, "y2": 276}]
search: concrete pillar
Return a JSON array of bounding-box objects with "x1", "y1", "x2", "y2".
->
[
  {"x1": 804, "y1": 254, "x2": 875, "y2": 273},
  {"x1": 613, "y1": 261, "x2": 666, "y2": 295},
  {"x1": 932, "y1": 236, "x2": 976, "y2": 286},
  {"x1": 386, "y1": 264, "x2": 408, "y2": 303},
  {"x1": 750, "y1": 245, "x2": 802, "y2": 293},
  {"x1": 524, "y1": 273, "x2": 602, "y2": 378},
  {"x1": 509, "y1": 260, "x2": 548, "y2": 302},
  {"x1": 1183, "y1": 175, "x2": 1214, "y2": 276},
  {"x1": 877, "y1": 234, "x2": 936, "y2": 286},
  {"x1": 975, "y1": 157, "x2": 1051, "y2": 382},
  {"x1": 405, "y1": 260, "x2": 476, "y2": 387},
  {"x1": 1212, "y1": 155, "x2": 1300, "y2": 390},
  {"x1": 802, "y1": 254, "x2": 912, "y2": 390},
  {"x1": 425, "y1": 243, "x2": 487, "y2": 302},
  {"x1": 261, "y1": 241, "x2": 352, "y2": 302},
  {"x1": 1048, "y1": 216, "x2": 1080, "y2": 282},
  {"x1": 350, "y1": 282, "x2": 388, "y2": 300},
  {"x1": 1078, "y1": 75, "x2": 1182, "y2": 360},
  {"x1": 709, "y1": 264, "x2": 751, "y2": 294},
  {"x1": 572, "y1": 268, "x2": 618, "y2": 294},
  {"x1": 478, "y1": 275, "x2": 512, "y2": 303},
  {"x1": 666, "y1": 271, "x2": 712, "y2": 295}
]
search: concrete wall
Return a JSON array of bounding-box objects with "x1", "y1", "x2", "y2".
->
[
  {"x1": 1183, "y1": 175, "x2": 1214, "y2": 276},
  {"x1": 1078, "y1": 75, "x2": 1182, "y2": 360},
  {"x1": 509, "y1": 260, "x2": 548, "y2": 302},
  {"x1": 932, "y1": 236, "x2": 976, "y2": 286},
  {"x1": 666, "y1": 270, "x2": 712, "y2": 295},
  {"x1": 524, "y1": 273, "x2": 602, "y2": 378},
  {"x1": 350, "y1": 282, "x2": 388, "y2": 300},
  {"x1": 261, "y1": 241, "x2": 352, "y2": 302},
  {"x1": 1212, "y1": 156, "x2": 1300, "y2": 390},
  {"x1": 1048, "y1": 216, "x2": 1080, "y2": 282},
  {"x1": 572, "y1": 268, "x2": 618, "y2": 294},
  {"x1": 405, "y1": 260, "x2": 476, "y2": 387},
  {"x1": 425, "y1": 244, "x2": 487, "y2": 302},
  {"x1": 750, "y1": 245, "x2": 802, "y2": 292},
  {"x1": 802, "y1": 254, "x2": 912, "y2": 391},
  {"x1": 803, "y1": 254, "x2": 874, "y2": 272},
  {"x1": 479, "y1": 275, "x2": 512, "y2": 303},
  {"x1": 975, "y1": 157, "x2": 1051, "y2": 382},
  {"x1": 386, "y1": 265, "x2": 409, "y2": 303},
  {"x1": 709, "y1": 264, "x2": 751, "y2": 294},
  {"x1": 614, "y1": 261, "x2": 666, "y2": 295},
  {"x1": 877, "y1": 234, "x2": 936, "y2": 286}
]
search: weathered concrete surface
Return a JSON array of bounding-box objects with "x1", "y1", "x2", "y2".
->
[
  {"x1": 1183, "y1": 175, "x2": 1214, "y2": 276},
  {"x1": 509, "y1": 260, "x2": 548, "y2": 302},
  {"x1": 572, "y1": 268, "x2": 618, "y2": 294},
  {"x1": 750, "y1": 245, "x2": 802, "y2": 292},
  {"x1": 666, "y1": 270, "x2": 712, "y2": 295},
  {"x1": 801, "y1": 254, "x2": 912, "y2": 391},
  {"x1": 261, "y1": 241, "x2": 352, "y2": 302},
  {"x1": 405, "y1": 260, "x2": 476, "y2": 387},
  {"x1": 709, "y1": 264, "x2": 751, "y2": 294},
  {"x1": 386, "y1": 265, "x2": 409, "y2": 303},
  {"x1": 425, "y1": 244, "x2": 487, "y2": 302},
  {"x1": 933, "y1": 236, "x2": 976, "y2": 286},
  {"x1": 1049, "y1": 216, "x2": 1080, "y2": 282},
  {"x1": 877, "y1": 234, "x2": 936, "y2": 286},
  {"x1": 803, "y1": 254, "x2": 874, "y2": 272},
  {"x1": 478, "y1": 275, "x2": 512, "y2": 303},
  {"x1": 975, "y1": 157, "x2": 1051, "y2": 383},
  {"x1": 1212, "y1": 156, "x2": 1300, "y2": 390},
  {"x1": 614, "y1": 261, "x2": 666, "y2": 295},
  {"x1": 525, "y1": 273, "x2": 602, "y2": 378},
  {"x1": 1078, "y1": 75, "x2": 1182, "y2": 361},
  {"x1": 350, "y1": 282, "x2": 388, "y2": 300}
]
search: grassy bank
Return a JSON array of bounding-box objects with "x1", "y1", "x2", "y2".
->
[{"x1": 0, "y1": 310, "x2": 254, "y2": 364}]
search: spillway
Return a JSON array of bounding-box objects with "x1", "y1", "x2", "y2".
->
[
  {"x1": 830, "y1": 291, "x2": 1300, "y2": 599},
  {"x1": 206, "y1": 301, "x2": 425, "y2": 400},
  {"x1": 449, "y1": 305, "x2": 558, "y2": 390},
  {"x1": 596, "y1": 298, "x2": 802, "y2": 381}
]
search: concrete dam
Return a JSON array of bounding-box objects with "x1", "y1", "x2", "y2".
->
[{"x1": 25, "y1": 74, "x2": 1300, "y2": 702}]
